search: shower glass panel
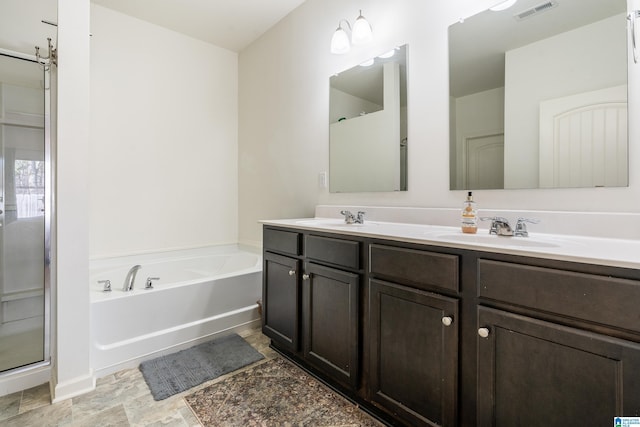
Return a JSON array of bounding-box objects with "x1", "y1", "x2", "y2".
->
[{"x1": 0, "y1": 54, "x2": 46, "y2": 373}]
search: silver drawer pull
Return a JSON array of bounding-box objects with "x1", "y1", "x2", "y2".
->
[
  {"x1": 478, "y1": 327, "x2": 490, "y2": 338},
  {"x1": 302, "y1": 274, "x2": 310, "y2": 280},
  {"x1": 288, "y1": 270, "x2": 295, "y2": 276},
  {"x1": 442, "y1": 316, "x2": 453, "y2": 326}
]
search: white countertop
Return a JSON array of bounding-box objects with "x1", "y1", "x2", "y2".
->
[{"x1": 260, "y1": 217, "x2": 640, "y2": 270}]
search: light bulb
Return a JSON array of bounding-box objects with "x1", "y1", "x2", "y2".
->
[
  {"x1": 330, "y1": 25, "x2": 351, "y2": 54},
  {"x1": 490, "y1": 0, "x2": 517, "y2": 11},
  {"x1": 351, "y1": 11, "x2": 373, "y2": 45}
]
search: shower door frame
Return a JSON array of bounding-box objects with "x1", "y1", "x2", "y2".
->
[{"x1": 0, "y1": 47, "x2": 53, "y2": 374}]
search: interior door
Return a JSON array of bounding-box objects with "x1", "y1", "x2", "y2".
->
[{"x1": 464, "y1": 133, "x2": 504, "y2": 189}]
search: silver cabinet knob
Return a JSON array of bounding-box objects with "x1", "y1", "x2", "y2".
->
[
  {"x1": 288, "y1": 270, "x2": 295, "y2": 276},
  {"x1": 302, "y1": 274, "x2": 310, "y2": 280},
  {"x1": 478, "y1": 327, "x2": 490, "y2": 338},
  {"x1": 442, "y1": 316, "x2": 453, "y2": 326}
]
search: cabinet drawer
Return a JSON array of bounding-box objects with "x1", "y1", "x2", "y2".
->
[
  {"x1": 478, "y1": 259, "x2": 640, "y2": 334},
  {"x1": 264, "y1": 228, "x2": 301, "y2": 256},
  {"x1": 369, "y1": 244, "x2": 459, "y2": 293},
  {"x1": 305, "y1": 235, "x2": 360, "y2": 270}
]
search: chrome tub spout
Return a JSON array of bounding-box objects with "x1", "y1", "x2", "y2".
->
[{"x1": 123, "y1": 265, "x2": 142, "y2": 291}]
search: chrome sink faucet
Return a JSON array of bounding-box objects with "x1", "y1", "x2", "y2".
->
[
  {"x1": 123, "y1": 264, "x2": 142, "y2": 291},
  {"x1": 481, "y1": 217, "x2": 514, "y2": 236},
  {"x1": 340, "y1": 210, "x2": 366, "y2": 224},
  {"x1": 481, "y1": 217, "x2": 539, "y2": 237},
  {"x1": 514, "y1": 218, "x2": 540, "y2": 237}
]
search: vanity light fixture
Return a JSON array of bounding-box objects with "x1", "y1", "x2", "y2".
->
[
  {"x1": 352, "y1": 10, "x2": 373, "y2": 44},
  {"x1": 490, "y1": 0, "x2": 518, "y2": 11},
  {"x1": 330, "y1": 10, "x2": 373, "y2": 54}
]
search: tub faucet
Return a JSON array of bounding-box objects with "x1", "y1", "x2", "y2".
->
[{"x1": 123, "y1": 265, "x2": 142, "y2": 291}]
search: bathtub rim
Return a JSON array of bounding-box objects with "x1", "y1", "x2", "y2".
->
[{"x1": 89, "y1": 244, "x2": 262, "y2": 302}]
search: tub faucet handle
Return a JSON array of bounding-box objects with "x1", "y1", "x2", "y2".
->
[
  {"x1": 98, "y1": 279, "x2": 111, "y2": 292},
  {"x1": 145, "y1": 277, "x2": 160, "y2": 289}
]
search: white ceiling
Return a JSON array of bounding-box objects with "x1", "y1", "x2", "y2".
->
[{"x1": 91, "y1": 0, "x2": 307, "y2": 52}]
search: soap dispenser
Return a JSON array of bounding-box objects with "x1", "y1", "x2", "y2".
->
[{"x1": 461, "y1": 191, "x2": 477, "y2": 234}]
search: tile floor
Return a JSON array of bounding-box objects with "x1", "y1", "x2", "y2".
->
[{"x1": 0, "y1": 328, "x2": 278, "y2": 426}]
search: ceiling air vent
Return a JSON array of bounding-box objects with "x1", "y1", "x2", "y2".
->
[{"x1": 514, "y1": 1, "x2": 558, "y2": 21}]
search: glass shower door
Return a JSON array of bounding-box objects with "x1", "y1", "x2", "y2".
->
[{"x1": 0, "y1": 54, "x2": 46, "y2": 373}]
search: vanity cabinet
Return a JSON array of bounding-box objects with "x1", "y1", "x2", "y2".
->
[
  {"x1": 262, "y1": 229, "x2": 303, "y2": 352},
  {"x1": 303, "y1": 261, "x2": 359, "y2": 389},
  {"x1": 477, "y1": 258, "x2": 640, "y2": 426},
  {"x1": 263, "y1": 227, "x2": 362, "y2": 391},
  {"x1": 262, "y1": 224, "x2": 640, "y2": 426},
  {"x1": 368, "y1": 244, "x2": 460, "y2": 426},
  {"x1": 477, "y1": 306, "x2": 640, "y2": 426}
]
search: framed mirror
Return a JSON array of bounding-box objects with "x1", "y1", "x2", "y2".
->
[
  {"x1": 449, "y1": 0, "x2": 628, "y2": 190},
  {"x1": 329, "y1": 44, "x2": 408, "y2": 193}
]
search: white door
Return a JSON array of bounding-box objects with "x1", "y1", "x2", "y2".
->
[
  {"x1": 464, "y1": 133, "x2": 504, "y2": 189},
  {"x1": 539, "y1": 85, "x2": 627, "y2": 188}
]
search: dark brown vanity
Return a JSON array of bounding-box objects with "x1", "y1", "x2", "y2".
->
[{"x1": 262, "y1": 223, "x2": 640, "y2": 426}]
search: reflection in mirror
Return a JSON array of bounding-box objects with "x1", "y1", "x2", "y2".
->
[
  {"x1": 449, "y1": 0, "x2": 628, "y2": 190},
  {"x1": 330, "y1": 45, "x2": 408, "y2": 193}
]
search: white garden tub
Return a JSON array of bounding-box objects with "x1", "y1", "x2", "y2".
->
[{"x1": 89, "y1": 245, "x2": 262, "y2": 377}]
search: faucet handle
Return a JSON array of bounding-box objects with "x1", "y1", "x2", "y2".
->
[
  {"x1": 340, "y1": 210, "x2": 355, "y2": 224},
  {"x1": 98, "y1": 279, "x2": 111, "y2": 292},
  {"x1": 356, "y1": 211, "x2": 366, "y2": 223},
  {"x1": 145, "y1": 277, "x2": 160, "y2": 289},
  {"x1": 515, "y1": 218, "x2": 540, "y2": 237}
]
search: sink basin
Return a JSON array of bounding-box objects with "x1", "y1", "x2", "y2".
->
[
  {"x1": 426, "y1": 232, "x2": 562, "y2": 248},
  {"x1": 295, "y1": 219, "x2": 378, "y2": 227}
]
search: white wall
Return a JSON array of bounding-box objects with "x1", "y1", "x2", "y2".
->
[
  {"x1": 238, "y1": 0, "x2": 640, "y2": 246},
  {"x1": 90, "y1": 5, "x2": 239, "y2": 258},
  {"x1": 54, "y1": 0, "x2": 93, "y2": 402}
]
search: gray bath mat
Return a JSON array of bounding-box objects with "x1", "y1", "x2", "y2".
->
[{"x1": 139, "y1": 333, "x2": 264, "y2": 400}]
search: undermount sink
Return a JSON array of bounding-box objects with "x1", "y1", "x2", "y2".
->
[
  {"x1": 295, "y1": 218, "x2": 378, "y2": 227},
  {"x1": 426, "y1": 232, "x2": 563, "y2": 248}
]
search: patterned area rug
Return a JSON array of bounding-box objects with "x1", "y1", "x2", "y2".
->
[{"x1": 184, "y1": 357, "x2": 382, "y2": 426}]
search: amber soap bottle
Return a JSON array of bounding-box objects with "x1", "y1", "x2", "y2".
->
[{"x1": 461, "y1": 191, "x2": 478, "y2": 234}]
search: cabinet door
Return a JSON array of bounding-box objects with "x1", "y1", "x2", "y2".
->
[
  {"x1": 303, "y1": 262, "x2": 359, "y2": 389},
  {"x1": 477, "y1": 306, "x2": 640, "y2": 426},
  {"x1": 369, "y1": 279, "x2": 459, "y2": 427},
  {"x1": 262, "y1": 252, "x2": 301, "y2": 352}
]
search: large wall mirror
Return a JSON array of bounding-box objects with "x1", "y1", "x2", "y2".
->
[
  {"x1": 330, "y1": 45, "x2": 408, "y2": 193},
  {"x1": 449, "y1": 0, "x2": 628, "y2": 190}
]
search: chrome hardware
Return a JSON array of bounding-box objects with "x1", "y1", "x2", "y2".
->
[
  {"x1": 145, "y1": 277, "x2": 160, "y2": 289},
  {"x1": 123, "y1": 265, "x2": 142, "y2": 291},
  {"x1": 288, "y1": 270, "x2": 296, "y2": 276},
  {"x1": 629, "y1": 11, "x2": 640, "y2": 64},
  {"x1": 442, "y1": 316, "x2": 453, "y2": 326},
  {"x1": 478, "y1": 327, "x2": 490, "y2": 338},
  {"x1": 514, "y1": 218, "x2": 540, "y2": 237},
  {"x1": 98, "y1": 280, "x2": 111, "y2": 292},
  {"x1": 302, "y1": 274, "x2": 311, "y2": 280},
  {"x1": 340, "y1": 210, "x2": 366, "y2": 224},
  {"x1": 480, "y1": 217, "x2": 513, "y2": 236},
  {"x1": 340, "y1": 210, "x2": 356, "y2": 224}
]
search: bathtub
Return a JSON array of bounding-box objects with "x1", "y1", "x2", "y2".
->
[{"x1": 90, "y1": 245, "x2": 262, "y2": 377}]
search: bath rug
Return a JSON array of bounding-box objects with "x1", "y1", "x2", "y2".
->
[
  {"x1": 139, "y1": 333, "x2": 264, "y2": 401},
  {"x1": 185, "y1": 357, "x2": 383, "y2": 426}
]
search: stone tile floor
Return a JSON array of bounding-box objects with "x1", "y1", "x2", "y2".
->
[{"x1": 0, "y1": 328, "x2": 278, "y2": 426}]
